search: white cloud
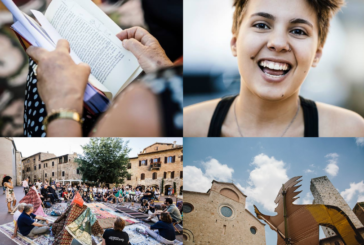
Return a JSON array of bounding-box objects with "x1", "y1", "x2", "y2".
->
[
  {"x1": 304, "y1": 169, "x2": 314, "y2": 173},
  {"x1": 356, "y1": 138, "x2": 364, "y2": 147},
  {"x1": 240, "y1": 154, "x2": 289, "y2": 212},
  {"x1": 184, "y1": 158, "x2": 234, "y2": 192},
  {"x1": 341, "y1": 181, "x2": 364, "y2": 203},
  {"x1": 302, "y1": 192, "x2": 313, "y2": 204},
  {"x1": 324, "y1": 153, "x2": 339, "y2": 177},
  {"x1": 184, "y1": 166, "x2": 212, "y2": 192},
  {"x1": 202, "y1": 158, "x2": 234, "y2": 182}
]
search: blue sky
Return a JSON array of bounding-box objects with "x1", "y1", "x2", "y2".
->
[{"x1": 184, "y1": 138, "x2": 364, "y2": 245}]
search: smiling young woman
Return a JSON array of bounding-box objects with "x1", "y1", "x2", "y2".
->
[{"x1": 184, "y1": 0, "x2": 364, "y2": 137}]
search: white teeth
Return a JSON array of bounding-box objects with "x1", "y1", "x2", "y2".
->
[
  {"x1": 265, "y1": 73, "x2": 284, "y2": 78},
  {"x1": 259, "y1": 60, "x2": 290, "y2": 71}
]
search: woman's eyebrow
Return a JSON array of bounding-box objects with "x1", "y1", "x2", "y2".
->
[
  {"x1": 251, "y1": 12, "x2": 275, "y2": 20},
  {"x1": 290, "y1": 18, "x2": 313, "y2": 28}
]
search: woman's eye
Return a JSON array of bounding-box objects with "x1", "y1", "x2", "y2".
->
[
  {"x1": 291, "y1": 29, "x2": 307, "y2": 36},
  {"x1": 254, "y1": 23, "x2": 269, "y2": 29}
]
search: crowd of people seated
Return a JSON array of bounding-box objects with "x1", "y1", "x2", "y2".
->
[
  {"x1": 16, "y1": 179, "x2": 182, "y2": 244},
  {"x1": 28, "y1": 179, "x2": 166, "y2": 207}
]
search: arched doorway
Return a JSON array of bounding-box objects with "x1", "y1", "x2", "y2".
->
[{"x1": 165, "y1": 185, "x2": 172, "y2": 195}]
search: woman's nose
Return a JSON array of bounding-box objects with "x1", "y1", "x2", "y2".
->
[{"x1": 267, "y1": 30, "x2": 291, "y2": 52}]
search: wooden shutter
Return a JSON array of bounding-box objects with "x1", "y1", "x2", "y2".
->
[
  {"x1": 171, "y1": 171, "x2": 175, "y2": 178},
  {"x1": 150, "y1": 159, "x2": 152, "y2": 164},
  {"x1": 139, "y1": 161, "x2": 141, "y2": 166},
  {"x1": 164, "y1": 172, "x2": 167, "y2": 178},
  {"x1": 180, "y1": 171, "x2": 183, "y2": 178},
  {"x1": 158, "y1": 157, "x2": 161, "y2": 162},
  {"x1": 172, "y1": 156, "x2": 176, "y2": 163},
  {"x1": 165, "y1": 157, "x2": 167, "y2": 163}
]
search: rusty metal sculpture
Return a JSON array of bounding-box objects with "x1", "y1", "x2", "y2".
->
[{"x1": 254, "y1": 176, "x2": 364, "y2": 245}]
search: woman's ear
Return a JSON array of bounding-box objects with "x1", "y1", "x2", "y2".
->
[
  {"x1": 312, "y1": 46, "x2": 323, "y2": 67},
  {"x1": 230, "y1": 36, "x2": 237, "y2": 57}
]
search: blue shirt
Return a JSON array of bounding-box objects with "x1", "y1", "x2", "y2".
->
[
  {"x1": 17, "y1": 212, "x2": 36, "y2": 236},
  {"x1": 150, "y1": 221, "x2": 175, "y2": 241}
]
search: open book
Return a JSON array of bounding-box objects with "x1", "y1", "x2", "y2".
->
[{"x1": 1, "y1": 0, "x2": 143, "y2": 102}]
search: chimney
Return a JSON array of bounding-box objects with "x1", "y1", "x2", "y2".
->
[{"x1": 173, "y1": 141, "x2": 176, "y2": 148}]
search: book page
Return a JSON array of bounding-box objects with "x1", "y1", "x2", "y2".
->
[{"x1": 45, "y1": 0, "x2": 141, "y2": 98}]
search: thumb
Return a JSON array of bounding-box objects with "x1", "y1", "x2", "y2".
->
[
  {"x1": 78, "y1": 63, "x2": 91, "y2": 74},
  {"x1": 122, "y1": 39, "x2": 145, "y2": 58}
]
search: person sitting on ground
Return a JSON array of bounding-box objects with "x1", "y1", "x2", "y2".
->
[
  {"x1": 82, "y1": 191, "x2": 90, "y2": 203},
  {"x1": 141, "y1": 188, "x2": 153, "y2": 202},
  {"x1": 14, "y1": 204, "x2": 50, "y2": 238},
  {"x1": 139, "y1": 199, "x2": 149, "y2": 214},
  {"x1": 41, "y1": 184, "x2": 55, "y2": 204},
  {"x1": 89, "y1": 192, "x2": 94, "y2": 202},
  {"x1": 62, "y1": 189, "x2": 69, "y2": 200},
  {"x1": 149, "y1": 213, "x2": 176, "y2": 242},
  {"x1": 124, "y1": 188, "x2": 130, "y2": 202},
  {"x1": 11, "y1": 204, "x2": 26, "y2": 239},
  {"x1": 103, "y1": 193, "x2": 109, "y2": 203},
  {"x1": 115, "y1": 188, "x2": 123, "y2": 204},
  {"x1": 149, "y1": 199, "x2": 156, "y2": 213},
  {"x1": 145, "y1": 198, "x2": 181, "y2": 223},
  {"x1": 102, "y1": 217, "x2": 130, "y2": 245},
  {"x1": 96, "y1": 192, "x2": 103, "y2": 202},
  {"x1": 49, "y1": 185, "x2": 60, "y2": 202}
]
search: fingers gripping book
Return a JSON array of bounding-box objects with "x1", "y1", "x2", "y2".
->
[{"x1": 1, "y1": 0, "x2": 143, "y2": 103}]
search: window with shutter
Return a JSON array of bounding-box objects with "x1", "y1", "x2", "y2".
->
[
  {"x1": 164, "y1": 172, "x2": 167, "y2": 178},
  {"x1": 165, "y1": 157, "x2": 167, "y2": 163},
  {"x1": 139, "y1": 161, "x2": 141, "y2": 166},
  {"x1": 171, "y1": 171, "x2": 175, "y2": 178},
  {"x1": 172, "y1": 156, "x2": 176, "y2": 163},
  {"x1": 180, "y1": 171, "x2": 183, "y2": 179}
]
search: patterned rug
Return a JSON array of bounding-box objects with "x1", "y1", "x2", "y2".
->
[
  {"x1": 124, "y1": 224, "x2": 183, "y2": 245},
  {"x1": 0, "y1": 221, "x2": 53, "y2": 245}
]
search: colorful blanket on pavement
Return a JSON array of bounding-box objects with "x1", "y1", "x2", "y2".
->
[
  {"x1": 65, "y1": 207, "x2": 103, "y2": 245},
  {"x1": 52, "y1": 203, "x2": 88, "y2": 245},
  {"x1": 85, "y1": 203, "x2": 117, "y2": 219},
  {"x1": 124, "y1": 224, "x2": 183, "y2": 245},
  {"x1": 0, "y1": 221, "x2": 53, "y2": 245},
  {"x1": 19, "y1": 187, "x2": 46, "y2": 217}
]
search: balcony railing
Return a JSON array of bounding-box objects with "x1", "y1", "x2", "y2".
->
[{"x1": 150, "y1": 163, "x2": 161, "y2": 170}]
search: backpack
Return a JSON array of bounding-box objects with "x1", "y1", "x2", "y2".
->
[{"x1": 44, "y1": 201, "x2": 51, "y2": 208}]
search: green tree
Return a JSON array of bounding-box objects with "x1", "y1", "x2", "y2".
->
[{"x1": 75, "y1": 138, "x2": 131, "y2": 185}]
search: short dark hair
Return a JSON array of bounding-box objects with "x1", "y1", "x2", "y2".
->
[
  {"x1": 114, "y1": 217, "x2": 126, "y2": 231},
  {"x1": 160, "y1": 213, "x2": 172, "y2": 224},
  {"x1": 232, "y1": 0, "x2": 345, "y2": 46},
  {"x1": 165, "y1": 198, "x2": 173, "y2": 205}
]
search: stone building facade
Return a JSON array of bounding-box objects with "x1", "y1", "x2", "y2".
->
[
  {"x1": 124, "y1": 142, "x2": 183, "y2": 195},
  {"x1": 0, "y1": 137, "x2": 22, "y2": 186},
  {"x1": 184, "y1": 181, "x2": 266, "y2": 245},
  {"x1": 354, "y1": 202, "x2": 364, "y2": 226},
  {"x1": 311, "y1": 176, "x2": 364, "y2": 238},
  {"x1": 22, "y1": 152, "x2": 81, "y2": 184}
]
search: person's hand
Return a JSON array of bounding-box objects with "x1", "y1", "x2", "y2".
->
[
  {"x1": 26, "y1": 40, "x2": 91, "y2": 115},
  {"x1": 116, "y1": 27, "x2": 173, "y2": 73},
  {"x1": 12, "y1": 234, "x2": 17, "y2": 239},
  {"x1": 46, "y1": 220, "x2": 49, "y2": 224}
]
